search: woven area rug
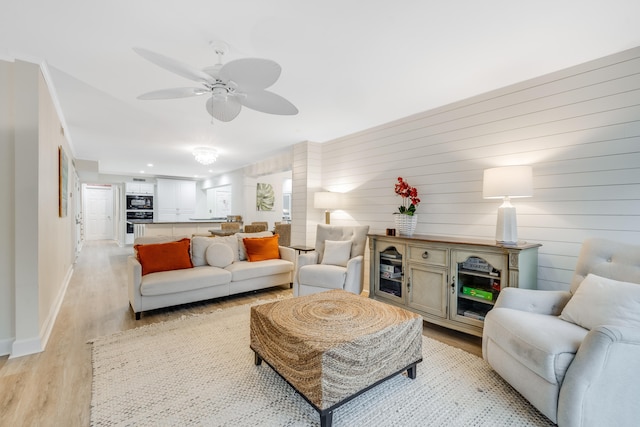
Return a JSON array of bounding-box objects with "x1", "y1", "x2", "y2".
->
[{"x1": 90, "y1": 301, "x2": 553, "y2": 427}]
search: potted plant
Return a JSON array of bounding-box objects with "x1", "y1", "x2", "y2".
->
[{"x1": 394, "y1": 177, "x2": 421, "y2": 236}]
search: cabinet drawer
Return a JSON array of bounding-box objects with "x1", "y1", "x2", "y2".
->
[{"x1": 408, "y1": 245, "x2": 447, "y2": 267}]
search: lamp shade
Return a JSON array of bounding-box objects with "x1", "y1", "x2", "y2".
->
[
  {"x1": 314, "y1": 191, "x2": 341, "y2": 209},
  {"x1": 483, "y1": 166, "x2": 533, "y2": 199}
]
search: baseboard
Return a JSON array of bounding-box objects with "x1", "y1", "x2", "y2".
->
[
  {"x1": 9, "y1": 336, "x2": 43, "y2": 359},
  {"x1": 9, "y1": 264, "x2": 74, "y2": 359},
  {"x1": 39, "y1": 265, "x2": 74, "y2": 351},
  {"x1": 0, "y1": 337, "x2": 13, "y2": 357}
]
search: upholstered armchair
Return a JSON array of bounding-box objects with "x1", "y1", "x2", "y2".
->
[
  {"x1": 483, "y1": 238, "x2": 640, "y2": 426},
  {"x1": 293, "y1": 224, "x2": 369, "y2": 297}
]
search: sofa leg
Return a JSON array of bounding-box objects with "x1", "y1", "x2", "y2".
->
[
  {"x1": 290, "y1": 282, "x2": 293, "y2": 288},
  {"x1": 135, "y1": 312, "x2": 141, "y2": 320}
]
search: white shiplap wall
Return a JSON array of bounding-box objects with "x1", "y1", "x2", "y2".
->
[{"x1": 319, "y1": 46, "x2": 640, "y2": 291}]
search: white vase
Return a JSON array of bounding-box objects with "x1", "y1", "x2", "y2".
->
[{"x1": 394, "y1": 214, "x2": 418, "y2": 236}]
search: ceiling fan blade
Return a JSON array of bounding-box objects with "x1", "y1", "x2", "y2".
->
[
  {"x1": 133, "y1": 47, "x2": 213, "y2": 84},
  {"x1": 240, "y1": 90, "x2": 298, "y2": 115},
  {"x1": 137, "y1": 87, "x2": 209, "y2": 100},
  {"x1": 219, "y1": 58, "x2": 281, "y2": 91},
  {"x1": 206, "y1": 96, "x2": 242, "y2": 122}
]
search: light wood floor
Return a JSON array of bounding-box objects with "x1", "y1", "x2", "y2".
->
[{"x1": 0, "y1": 240, "x2": 481, "y2": 426}]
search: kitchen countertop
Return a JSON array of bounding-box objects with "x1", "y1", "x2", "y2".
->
[{"x1": 146, "y1": 220, "x2": 229, "y2": 224}]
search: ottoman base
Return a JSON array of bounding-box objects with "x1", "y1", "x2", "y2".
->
[{"x1": 254, "y1": 350, "x2": 419, "y2": 427}]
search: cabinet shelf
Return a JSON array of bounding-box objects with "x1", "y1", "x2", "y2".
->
[
  {"x1": 458, "y1": 293, "x2": 495, "y2": 306},
  {"x1": 458, "y1": 268, "x2": 500, "y2": 280}
]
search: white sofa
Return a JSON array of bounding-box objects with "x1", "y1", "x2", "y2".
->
[{"x1": 128, "y1": 232, "x2": 295, "y2": 319}]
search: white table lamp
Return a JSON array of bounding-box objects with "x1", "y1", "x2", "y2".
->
[
  {"x1": 483, "y1": 166, "x2": 533, "y2": 245},
  {"x1": 314, "y1": 192, "x2": 341, "y2": 224}
]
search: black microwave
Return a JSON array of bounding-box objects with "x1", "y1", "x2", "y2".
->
[{"x1": 126, "y1": 195, "x2": 153, "y2": 210}]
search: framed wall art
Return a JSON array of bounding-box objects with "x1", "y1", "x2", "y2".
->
[{"x1": 256, "y1": 183, "x2": 275, "y2": 211}]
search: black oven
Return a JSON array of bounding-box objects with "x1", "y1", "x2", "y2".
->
[{"x1": 126, "y1": 195, "x2": 153, "y2": 210}]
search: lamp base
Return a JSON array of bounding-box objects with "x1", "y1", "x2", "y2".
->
[
  {"x1": 495, "y1": 205, "x2": 518, "y2": 245},
  {"x1": 325, "y1": 210, "x2": 331, "y2": 224}
]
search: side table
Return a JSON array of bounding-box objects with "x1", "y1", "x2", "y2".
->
[{"x1": 288, "y1": 245, "x2": 315, "y2": 256}]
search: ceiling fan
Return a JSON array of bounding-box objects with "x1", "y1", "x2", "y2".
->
[{"x1": 133, "y1": 42, "x2": 298, "y2": 122}]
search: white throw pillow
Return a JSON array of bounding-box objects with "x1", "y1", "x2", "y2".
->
[
  {"x1": 321, "y1": 240, "x2": 352, "y2": 267},
  {"x1": 191, "y1": 236, "x2": 215, "y2": 267},
  {"x1": 236, "y1": 231, "x2": 273, "y2": 261},
  {"x1": 559, "y1": 273, "x2": 640, "y2": 330},
  {"x1": 205, "y1": 243, "x2": 235, "y2": 268},
  {"x1": 212, "y1": 235, "x2": 239, "y2": 263}
]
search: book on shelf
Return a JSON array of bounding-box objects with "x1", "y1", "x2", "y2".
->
[
  {"x1": 380, "y1": 264, "x2": 402, "y2": 273},
  {"x1": 462, "y1": 310, "x2": 485, "y2": 321},
  {"x1": 381, "y1": 271, "x2": 402, "y2": 279},
  {"x1": 461, "y1": 286, "x2": 493, "y2": 301},
  {"x1": 380, "y1": 251, "x2": 401, "y2": 260},
  {"x1": 462, "y1": 257, "x2": 490, "y2": 273}
]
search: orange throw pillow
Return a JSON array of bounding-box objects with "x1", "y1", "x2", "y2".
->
[
  {"x1": 243, "y1": 234, "x2": 281, "y2": 262},
  {"x1": 135, "y1": 238, "x2": 193, "y2": 275}
]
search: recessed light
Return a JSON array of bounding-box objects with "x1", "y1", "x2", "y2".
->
[{"x1": 147, "y1": 163, "x2": 154, "y2": 167}]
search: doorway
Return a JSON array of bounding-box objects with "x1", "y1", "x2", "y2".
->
[{"x1": 84, "y1": 184, "x2": 114, "y2": 240}]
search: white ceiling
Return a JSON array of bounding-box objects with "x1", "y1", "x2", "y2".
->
[{"x1": 3, "y1": 1, "x2": 640, "y2": 179}]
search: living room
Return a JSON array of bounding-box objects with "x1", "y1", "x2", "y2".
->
[{"x1": 2, "y1": 2, "x2": 640, "y2": 426}]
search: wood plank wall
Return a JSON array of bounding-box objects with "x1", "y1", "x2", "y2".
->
[{"x1": 319, "y1": 47, "x2": 640, "y2": 291}]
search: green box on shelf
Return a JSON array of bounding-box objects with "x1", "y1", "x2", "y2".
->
[{"x1": 462, "y1": 286, "x2": 493, "y2": 301}]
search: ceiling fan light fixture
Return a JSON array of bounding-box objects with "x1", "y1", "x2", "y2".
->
[{"x1": 193, "y1": 147, "x2": 218, "y2": 165}]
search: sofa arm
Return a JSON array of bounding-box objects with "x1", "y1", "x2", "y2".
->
[
  {"x1": 494, "y1": 287, "x2": 572, "y2": 315},
  {"x1": 293, "y1": 252, "x2": 318, "y2": 288},
  {"x1": 344, "y1": 255, "x2": 364, "y2": 295},
  {"x1": 558, "y1": 325, "x2": 640, "y2": 427},
  {"x1": 278, "y1": 246, "x2": 295, "y2": 263},
  {"x1": 127, "y1": 256, "x2": 143, "y2": 315}
]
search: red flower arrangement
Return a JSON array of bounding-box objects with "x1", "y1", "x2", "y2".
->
[{"x1": 394, "y1": 177, "x2": 421, "y2": 215}]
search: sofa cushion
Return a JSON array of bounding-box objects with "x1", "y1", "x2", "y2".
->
[
  {"x1": 135, "y1": 238, "x2": 193, "y2": 276},
  {"x1": 236, "y1": 231, "x2": 273, "y2": 261},
  {"x1": 243, "y1": 234, "x2": 281, "y2": 262},
  {"x1": 484, "y1": 307, "x2": 588, "y2": 385},
  {"x1": 191, "y1": 236, "x2": 216, "y2": 267},
  {"x1": 225, "y1": 259, "x2": 293, "y2": 282},
  {"x1": 206, "y1": 243, "x2": 235, "y2": 268},
  {"x1": 560, "y1": 273, "x2": 640, "y2": 330},
  {"x1": 299, "y1": 264, "x2": 347, "y2": 289},
  {"x1": 321, "y1": 239, "x2": 352, "y2": 267},
  {"x1": 140, "y1": 266, "x2": 231, "y2": 296}
]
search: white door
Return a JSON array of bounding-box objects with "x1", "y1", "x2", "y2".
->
[{"x1": 85, "y1": 185, "x2": 114, "y2": 240}]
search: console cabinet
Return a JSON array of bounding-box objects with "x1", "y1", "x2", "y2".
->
[{"x1": 369, "y1": 234, "x2": 540, "y2": 337}]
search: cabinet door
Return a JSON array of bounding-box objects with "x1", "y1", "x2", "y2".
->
[
  {"x1": 407, "y1": 264, "x2": 447, "y2": 318},
  {"x1": 450, "y1": 250, "x2": 506, "y2": 327},
  {"x1": 157, "y1": 179, "x2": 178, "y2": 210},
  {"x1": 374, "y1": 243, "x2": 405, "y2": 304},
  {"x1": 178, "y1": 181, "x2": 196, "y2": 209},
  {"x1": 139, "y1": 183, "x2": 154, "y2": 195}
]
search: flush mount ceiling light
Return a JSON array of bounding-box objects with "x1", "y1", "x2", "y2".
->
[{"x1": 193, "y1": 147, "x2": 218, "y2": 165}]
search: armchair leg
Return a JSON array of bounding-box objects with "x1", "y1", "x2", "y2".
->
[{"x1": 135, "y1": 312, "x2": 141, "y2": 320}]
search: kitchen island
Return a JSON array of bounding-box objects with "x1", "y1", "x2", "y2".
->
[{"x1": 133, "y1": 219, "x2": 230, "y2": 238}]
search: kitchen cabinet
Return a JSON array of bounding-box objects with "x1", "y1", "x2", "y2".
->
[
  {"x1": 157, "y1": 179, "x2": 196, "y2": 222},
  {"x1": 369, "y1": 234, "x2": 540, "y2": 337},
  {"x1": 125, "y1": 182, "x2": 154, "y2": 195}
]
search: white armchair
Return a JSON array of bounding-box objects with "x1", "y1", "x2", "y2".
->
[
  {"x1": 293, "y1": 225, "x2": 369, "y2": 297},
  {"x1": 482, "y1": 238, "x2": 640, "y2": 426}
]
